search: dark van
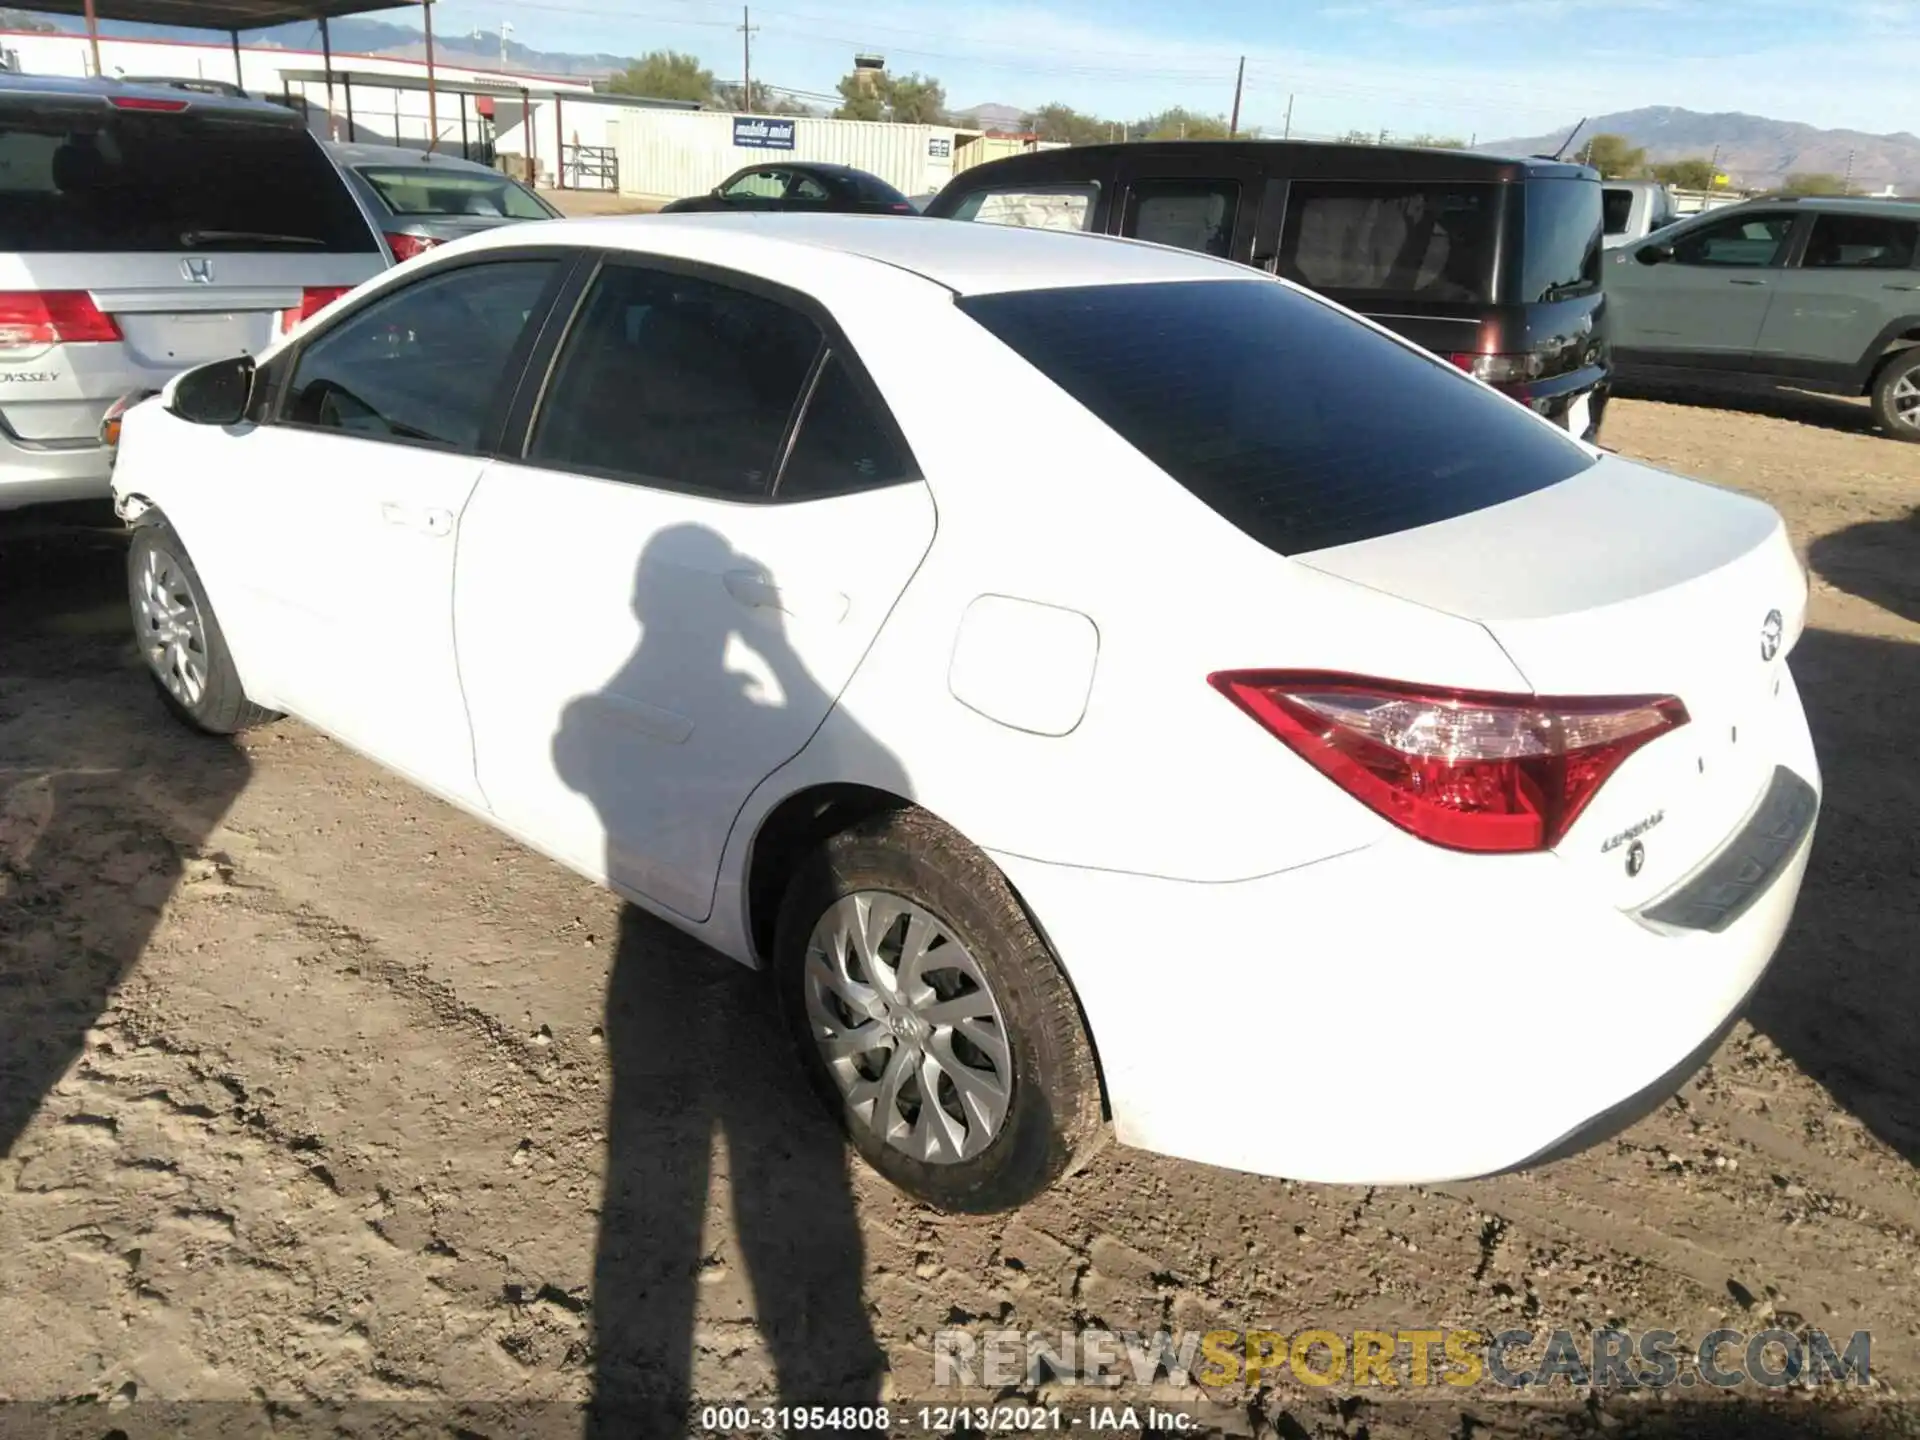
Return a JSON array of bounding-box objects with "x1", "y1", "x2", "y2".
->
[{"x1": 925, "y1": 141, "x2": 1612, "y2": 441}]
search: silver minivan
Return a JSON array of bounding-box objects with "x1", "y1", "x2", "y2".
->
[{"x1": 0, "y1": 75, "x2": 388, "y2": 511}]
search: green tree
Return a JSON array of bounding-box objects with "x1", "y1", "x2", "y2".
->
[
  {"x1": 1338, "y1": 128, "x2": 1378, "y2": 145},
  {"x1": 1580, "y1": 132, "x2": 1648, "y2": 179},
  {"x1": 1650, "y1": 157, "x2": 1719, "y2": 189},
  {"x1": 1781, "y1": 171, "x2": 1847, "y2": 195},
  {"x1": 608, "y1": 50, "x2": 715, "y2": 105},
  {"x1": 715, "y1": 80, "x2": 807, "y2": 115},
  {"x1": 1135, "y1": 107, "x2": 1230, "y2": 140},
  {"x1": 885, "y1": 71, "x2": 948, "y2": 124},
  {"x1": 832, "y1": 72, "x2": 886, "y2": 121},
  {"x1": 1022, "y1": 103, "x2": 1118, "y2": 145},
  {"x1": 1404, "y1": 132, "x2": 1467, "y2": 149}
]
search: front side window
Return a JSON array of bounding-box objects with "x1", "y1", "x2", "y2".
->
[
  {"x1": 960, "y1": 278, "x2": 1595, "y2": 555},
  {"x1": 527, "y1": 264, "x2": 823, "y2": 497},
  {"x1": 358, "y1": 166, "x2": 554, "y2": 221},
  {"x1": 1124, "y1": 178, "x2": 1240, "y2": 259},
  {"x1": 281, "y1": 259, "x2": 556, "y2": 450},
  {"x1": 948, "y1": 184, "x2": 1097, "y2": 233},
  {"x1": 723, "y1": 169, "x2": 789, "y2": 200},
  {"x1": 1278, "y1": 181, "x2": 1500, "y2": 302},
  {"x1": 1799, "y1": 212, "x2": 1920, "y2": 270},
  {"x1": 1670, "y1": 212, "x2": 1793, "y2": 267}
]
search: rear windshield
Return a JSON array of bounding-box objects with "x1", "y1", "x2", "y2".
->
[
  {"x1": 957, "y1": 279, "x2": 1596, "y2": 555},
  {"x1": 0, "y1": 103, "x2": 378, "y2": 253},
  {"x1": 359, "y1": 165, "x2": 555, "y2": 221},
  {"x1": 845, "y1": 170, "x2": 911, "y2": 206},
  {"x1": 1602, "y1": 187, "x2": 1634, "y2": 235},
  {"x1": 1523, "y1": 178, "x2": 1603, "y2": 300},
  {"x1": 1277, "y1": 180, "x2": 1500, "y2": 302}
]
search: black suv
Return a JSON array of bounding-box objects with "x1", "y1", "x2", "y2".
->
[{"x1": 926, "y1": 141, "x2": 1612, "y2": 441}]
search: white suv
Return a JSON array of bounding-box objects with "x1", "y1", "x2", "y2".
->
[{"x1": 0, "y1": 75, "x2": 388, "y2": 512}]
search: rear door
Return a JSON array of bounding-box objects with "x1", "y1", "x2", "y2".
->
[
  {"x1": 1755, "y1": 209, "x2": 1920, "y2": 374},
  {"x1": 1111, "y1": 155, "x2": 1264, "y2": 264},
  {"x1": 0, "y1": 90, "x2": 382, "y2": 449},
  {"x1": 455, "y1": 255, "x2": 936, "y2": 922},
  {"x1": 1607, "y1": 208, "x2": 1797, "y2": 362}
]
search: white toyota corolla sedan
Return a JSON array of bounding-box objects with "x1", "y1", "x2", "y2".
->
[{"x1": 109, "y1": 213, "x2": 1820, "y2": 1213}]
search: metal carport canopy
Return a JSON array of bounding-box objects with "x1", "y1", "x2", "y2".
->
[{"x1": 18, "y1": 0, "x2": 411, "y2": 28}]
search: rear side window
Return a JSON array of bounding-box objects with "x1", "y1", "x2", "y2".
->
[
  {"x1": 1801, "y1": 212, "x2": 1920, "y2": 270},
  {"x1": 528, "y1": 263, "x2": 823, "y2": 498},
  {"x1": 958, "y1": 279, "x2": 1596, "y2": 555},
  {"x1": 1123, "y1": 178, "x2": 1240, "y2": 259},
  {"x1": 1278, "y1": 181, "x2": 1499, "y2": 302},
  {"x1": 1602, "y1": 187, "x2": 1633, "y2": 236},
  {"x1": 1522, "y1": 178, "x2": 1602, "y2": 300},
  {"x1": 0, "y1": 104, "x2": 378, "y2": 253},
  {"x1": 947, "y1": 184, "x2": 1097, "y2": 232},
  {"x1": 359, "y1": 166, "x2": 553, "y2": 220},
  {"x1": 776, "y1": 353, "x2": 917, "y2": 501}
]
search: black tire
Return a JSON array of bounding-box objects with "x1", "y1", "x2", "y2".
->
[
  {"x1": 127, "y1": 517, "x2": 279, "y2": 735},
  {"x1": 1869, "y1": 348, "x2": 1920, "y2": 443},
  {"x1": 773, "y1": 808, "x2": 1104, "y2": 1213}
]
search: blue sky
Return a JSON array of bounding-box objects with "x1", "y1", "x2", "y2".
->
[{"x1": 414, "y1": 0, "x2": 1919, "y2": 139}]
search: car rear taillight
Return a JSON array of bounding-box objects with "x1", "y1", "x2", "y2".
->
[
  {"x1": 1210, "y1": 671, "x2": 1689, "y2": 853},
  {"x1": 278, "y1": 285, "x2": 352, "y2": 334},
  {"x1": 1448, "y1": 351, "x2": 1546, "y2": 388},
  {"x1": 385, "y1": 231, "x2": 443, "y2": 261},
  {"x1": 0, "y1": 290, "x2": 122, "y2": 348}
]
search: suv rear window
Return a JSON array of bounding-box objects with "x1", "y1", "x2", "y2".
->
[
  {"x1": 1278, "y1": 180, "x2": 1499, "y2": 302},
  {"x1": 0, "y1": 103, "x2": 378, "y2": 253},
  {"x1": 958, "y1": 279, "x2": 1596, "y2": 555},
  {"x1": 1522, "y1": 178, "x2": 1603, "y2": 301},
  {"x1": 1602, "y1": 187, "x2": 1634, "y2": 235}
]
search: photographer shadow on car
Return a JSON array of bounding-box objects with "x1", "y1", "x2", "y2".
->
[{"x1": 552, "y1": 523, "x2": 895, "y2": 1435}]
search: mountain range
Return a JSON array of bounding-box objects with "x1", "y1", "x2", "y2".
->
[{"x1": 1482, "y1": 106, "x2": 1920, "y2": 192}]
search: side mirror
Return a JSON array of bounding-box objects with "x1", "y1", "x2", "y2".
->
[
  {"x1": 1636, "y1": 241, "x2": 1675, "y2": 266},
  {"x1": 166, "y1": 354, "x2": 255, "y2": 426}
]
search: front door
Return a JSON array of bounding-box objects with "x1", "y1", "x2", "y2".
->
[
  {"x1": 1111, "y1": 157, "x2": 1265, "y2": 266},
  {"x1": 1609, "y1": 209, "x2": 1798, "y2": 363},
  {"x1": 455, "y1": 257, "x2": 936, "y2": 922},
  {"x1": 225, "y1": 255, "x2": 564, "y2": 806}
]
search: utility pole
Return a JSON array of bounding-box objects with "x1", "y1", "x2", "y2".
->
[
  {"x1": 82, "y1": 0, "x2": 101, "y2": 77},
  {"x1": 1228, "y1": 55, "x2": 1245, "y2": 137},
  {"x1": 498, "y1": 19, "x2": 512, "y2": 71},
  {"x1": 1283, "y1": 93, "x2": 1293, "y2": 139},
  {"x1": 1842, "y1": 148, "x2": 1855, "y2": 194},
  {"x1": 739, "y1": 6, "x2": 759, "y2": 109}
]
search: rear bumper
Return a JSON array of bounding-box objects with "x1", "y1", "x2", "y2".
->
[
  {"x1": 0, "y1": 433, "x2": 112, "y2": 512},
  {"x1": 993, "y1": 680, "x2": 1819, "y2": 1186}
]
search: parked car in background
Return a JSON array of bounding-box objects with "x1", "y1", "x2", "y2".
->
[
  {"x1": 926, "y1": 141, "x2": 1613, "y2": 441},
  {"x1": 0, "y1": 75, "x2": 386, "y2": 512},
  {"x1": 661, "y1": 162, "x2": 918, "y2": 215},
  {"x1": 1606, "y1": 194, "x2": 1920, "y2": 441},
  {"x1": 111, "y1": 214, "x2": 1816, "y2": 1211},
  {"x1": 328, "y1": 141, "x2": 560, "y2": 262},
  {"x1": 1602, "y1": 178, "x2": 1680, "y2": 248}
]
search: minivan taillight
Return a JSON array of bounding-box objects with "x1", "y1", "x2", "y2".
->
[
  {"x1": 1448, "y1": 351, "x2": 1546, "y2": 388},
  {"x1": 0, "y1": 291, "x2": 122, "y2": 348},
  {"x1": 279, "y1": 286, "x2": 352, "y2": 334},
  {"x1": 1210, "y1": 671, "x2": 1688, "y2": 853}
]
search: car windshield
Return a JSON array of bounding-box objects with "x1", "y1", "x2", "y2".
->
[
  {"x1": 958, "y1": 278, "x2": 1596, "y2": 554},
  {"x1": 0, "y1": 102, "x2": 379, "y2": 253},
  {"x1": 357, "y1": 166, "x2": 555, "y2": 220}
]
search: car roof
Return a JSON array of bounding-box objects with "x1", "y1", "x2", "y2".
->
[
  {"x1": 0, "y1": 72, "x2": 302, "y2": 124},
  {"x1": 1737, "y1": 193, "x2": 1920, "y2": 216},
  {"x1": 530, "y1": 210, "x2": 1249, "y2": 295},
  {"x1": 327, "y1": 141, "x2": 502, "y2": 174},
  {"x1": 941, "y1": 138, "x2": 1596, "y2": 186}
]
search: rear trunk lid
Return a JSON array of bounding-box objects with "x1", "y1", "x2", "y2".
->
[
  {"x1": 0, "y1": 87, "x2": 383, "y2": 444},
  {"x1": 1292, "y1": 455, "x2": 1810, "y2": 908}
]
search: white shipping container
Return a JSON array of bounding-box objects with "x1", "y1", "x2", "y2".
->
[{"x1": 607, "y1": 107, "x2": 969, "y2": 202}]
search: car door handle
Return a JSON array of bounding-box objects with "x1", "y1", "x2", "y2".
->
[
  {"x1": 1885, "y1": 283, "x2": 1920, "y2": 292},
  {"x1": 723, "y1": 569, "x2": 849, "y2": 623},
  {"x1": 1728, "y1": 278, "x2": 1768, "y2": 286},
  {"x1": 379, "y1": 501, "x2": 454, "y2": 537}
]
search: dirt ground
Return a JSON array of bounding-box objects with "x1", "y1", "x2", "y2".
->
[{"x1": 2, "y1": 383, "x2": 1917, "y2": 1439}]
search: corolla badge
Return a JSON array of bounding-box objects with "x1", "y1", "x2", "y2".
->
[
  {"x1": 181, "y1": 256, "x2": 214, "y2": 284},
  {"x1": 1760, "y1": 608, "x2": 1784, "y2": 662}
]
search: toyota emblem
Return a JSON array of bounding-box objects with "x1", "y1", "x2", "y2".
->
[{"x1": 1759, "y1": 609, "x2": 1784, "y2": 662}]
